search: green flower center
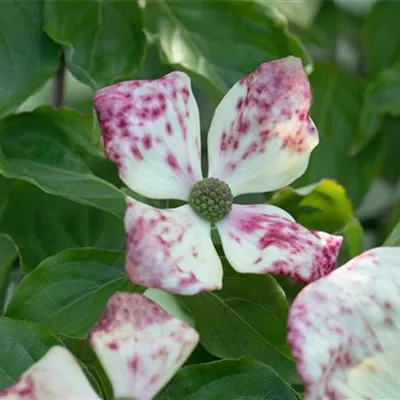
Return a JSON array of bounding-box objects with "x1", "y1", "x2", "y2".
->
[{"x1": 188, "y1": 177, "x2": 233, "y2": 223}]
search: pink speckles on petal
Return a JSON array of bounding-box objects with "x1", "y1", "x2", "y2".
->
[
  {"x1": 89, "y1": 292, "x2": 199, "y2": 400},
  {"x1": 90, "y1": 293, "x2": 171, "y2": 336},
  {"x1": 94, "y1": 72, "x2": 203, "y2": 201},
  {"x1": 207, "y1": 56, "x2": 319, "y2": 196},
  {"x1": 288, "y1": 247, "x2": 400, "y2": 400},
  {"x1": 166, "y1": 153, "x2": 180, "y2": 171},
  {"x1": 216, "y1": 204, "x2": 342, "y2": 282},
  {"x1": 309, "y1": 231, "x2": 344, "y2": 281},
  {"x1": 0, "y1": 347, "x2": 100, "y2": 400},
  {"x1": 142, "y1": 135, "x2": 152, "y2": 150},
  {"x1": 124, "y1": 198, "x2": 223, "y2": 295}
]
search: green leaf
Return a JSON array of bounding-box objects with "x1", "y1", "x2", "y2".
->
[
  {"x1": 293, "y1": 0, "x2": 363, "y2": 72},
  {"x1": 379, "y1": 200, "x2": 400, "y2": 245},
  {"x1": 0, "y1": 317, "x2": 62, "y2": 390},
  {"x1": 381, "y1": 117, "x2": 400, "y2": 183},
  {"x1": 270, "y1": 179, "x2": 362, "y2": 261},
  {"x1": 145, "y1": 0, "x2": 311, "y2": 100},
  {"x1": 338, "y1": 218, "x2": 363, "y2": 263},
  {"x1": 178, "y1": 262, "x2": 298, "y2": 383},
  {"x1": 0, "y1": 0, "x2": 60, "y2": 118},
  {"x1": 270, "y1": 179, "x2": 353, "y2": 232},
  {"x1": 0, "y1": 235, "x2": 17, "y2": 312},
  {"x1": 0, "y1": 107, "x2": 125, "y2": 218},
  {"x1": 365, "y1": 66, "x2": 400, "y2": 116},
  {"x1": 44, "y1": 0, "x2": 146, "y2": 89},
  {"x1": 269, "y1": 0, "x2": 321, "y2": 27},
  {"x1": 355, "y1": 64, "x2": 400, "y2": 152},
  {"x1": 160, "y1": 358, "x2": 298, "y2": 400},
  {"x1": 6, "y1": 249, "x2": 144, "y2": 339},
  {"x1": 0, "y1": 175, "x2": 15, "y2": 220},
  {"x1": 334, "y1": 0, "x2": 377, "y2": 16},
  {"x1": 301, "y1": 63, "x2": 380, "y2": 205},
  {"x1": 0, "y1": 181, "x2": 125, "y2": 273},
  {"x1": 365, "y1": 1, "x2": 400, "y2": 76},
  {"x1": 384, "y1": 218, "x2": 400, "y2": 246},
  {"x1": 0, "y1": 235, "x2": 16, "y2": 279}
]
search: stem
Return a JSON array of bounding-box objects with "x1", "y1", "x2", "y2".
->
[{"x1": 53, "y1": 52, "x2": 66, "y2": 108}]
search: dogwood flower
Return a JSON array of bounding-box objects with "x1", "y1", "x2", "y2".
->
[
  {"x1": 94, "y1": 56, "x2": 343, "y2": 295},
  {"x1": 288, "y1": 247, "x2": 400, "y2": 400},
  {"x1": 0, "y1": 292, "x2": 198, "y2": 400}
]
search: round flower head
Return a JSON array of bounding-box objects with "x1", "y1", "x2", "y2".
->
[
  {"x1": 288, "y1": 247, "x2": 400, "y2": 400},
  {"x1": 94, "y1": 56, "x2": 343, "y2": 295},
  {"x1": 0, "y1": 293, "x2": 199, "y2": 400}
]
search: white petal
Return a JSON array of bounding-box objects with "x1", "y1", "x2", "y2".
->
[
  {"x1": 0, "y1": 346, "x2": 100, "y2": 400},
  {"x1": 94, "y1": 72, "x2": 203, "y2": 200},
  {"x1": 288, "y1": 247, "x2": 400, "y2": 400},
  {"x1": 216, "y1": 204, "x2": 342, "y2": 282},
  {"x1": 207, "y1": 56, "x2": 318, "y2": 196},
  {"x1": 89, "y1": 292, "x2": 199, "y2": 400},
  {"x1": 124, "y1": 198, "x2": 222, "y2": 295},
  {"x1": 342, "y1": 350, "x2": 400, "y2": 399}
]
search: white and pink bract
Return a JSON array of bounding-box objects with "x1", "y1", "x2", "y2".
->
[
  {"x1": 94, "y1": 56, "x2": 343, "y2": 295},
  {"x1": 288, "y1": 247, "x2": 400, "y2": 400},
  {"x1": 0, "y1": 293, "x2": 199, "y2": 400}
]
